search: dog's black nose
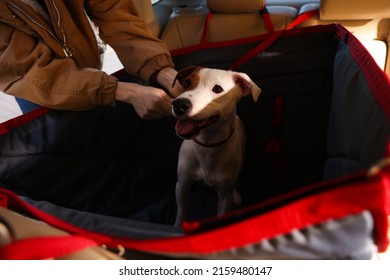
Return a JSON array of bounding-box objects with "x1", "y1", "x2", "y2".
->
[{"x1": 173, "y1": 98, "x2": 192, "y2": 116}]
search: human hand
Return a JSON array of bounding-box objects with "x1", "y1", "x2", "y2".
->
[
  {"x1": 156, "y1": 67, "x2": 182, "y2": 98},
  {"x1": 115, "y1": 81, "x2": 173, "y2": 119}
]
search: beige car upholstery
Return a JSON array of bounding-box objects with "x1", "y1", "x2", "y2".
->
[
  {"x1": 266, "y1": 0, "x2": 320, "y2": 9},
  {"x1": 134, "y1": 0, "x2": 160, "y2": 37},
  {"x1": 320, "y1": 0, "x2": 390, "y2": 20},
  {"x1": 299, "y1": 0, "x2": 390, "y2": 75},
  {"x1": 157, "y1": 0, "x2": 389, "y2": 76},
  {"x1": 0, "y1": 207, "x2": 124, "y2": 259},
  {"x1": 160, "y1": 0, "x2": 298, "y2": 50}
]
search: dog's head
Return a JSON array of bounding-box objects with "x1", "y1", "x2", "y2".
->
[{"x1": 172, "y1": 66, "x2": 261, "y2": 139}]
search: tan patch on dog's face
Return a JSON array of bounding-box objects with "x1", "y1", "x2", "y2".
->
[
  {"x1": 181, "y1": 73, "x2": 200, "y2": 92},
  {"x1": 173, "y1": 66, "x2": 201, "y2": 92}
]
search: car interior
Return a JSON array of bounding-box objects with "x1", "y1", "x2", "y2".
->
[{"x1": 134, "y1": 0, "x2": 390, "y2": 76}]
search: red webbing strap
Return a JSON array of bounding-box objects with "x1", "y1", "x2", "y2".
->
[
  {"x1": 229, "y1": 31, "x2": 280, "y2": 70},
  {"x1": 200, "y1": 12, "x2": 213, "y2": 46},
  {"x1": 260, "y1": 8, "x2": 275, "y2": 34},
  {"x1": 229, "y1": 9, "x2": 318, "y2": 70},
  {"x1": 0, "y1": 235, "x2": 97, "y2": 260},
  {"x1": 0, "y1": 107, "x2": 51, "y2": 136},
  {"x1": 285, "y1": 9, "x2": 318, "y2": 30}
]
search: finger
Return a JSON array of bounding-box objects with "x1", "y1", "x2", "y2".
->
[
  {"x1": 143, "y1": 99, "x2": 171, "y2": 119},
  {"x1": 162, "y1": 92, "x2": 173, "y2": 104},
  {"x1": 159, "y1": 92, "x2": 174, "y2": 115},
  {"x1": 170, "y1": 83, "x2": 183, "y2": 98},
  {"x1": 161, "y1": 99, "x2": 173, "y2": 116}
]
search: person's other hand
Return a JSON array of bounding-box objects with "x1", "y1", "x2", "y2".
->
[
  {"x1": 115, "y1": 82, "x2": 173, "y2": 119},
  {"x1": 156, "y1": 67, "x2": 182, "y2": 98}
]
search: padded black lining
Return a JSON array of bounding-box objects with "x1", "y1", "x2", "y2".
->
[{"x1": 325, "y1": 42, "x2": 390, "y2": 179}]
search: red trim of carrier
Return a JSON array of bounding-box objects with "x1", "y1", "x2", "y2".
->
[
  {"x1": 0, "y1": 235, "x2": 97, "y2": 260},
  {"x1": 0, "y1": 107, "x2": 51, "y2": 136},
  {"x1": 337, "y1": 26, "x2": 390, "y2": 122},
  {"x1": 1, "y1": 167, "x2": 388, "y2": 256}
]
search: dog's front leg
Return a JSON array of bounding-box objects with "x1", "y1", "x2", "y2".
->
[
  {"x1": 174, "y1": 181, "x2": 192, "y2": 227},
  {"x1": 216, "y1": 184, "x2": 237, "y2": 216}
]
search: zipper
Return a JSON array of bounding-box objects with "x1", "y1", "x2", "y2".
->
[
  {"x1": 8, "y1": 1, "x2": 72, "y2": 58},
  {"x1": 51, "y1": 0, "x2": 72, "y2": 58}
]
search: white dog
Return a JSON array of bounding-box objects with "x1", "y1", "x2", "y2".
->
[{"x1": 172, "y1": 66, "x2": 261, "y2": 226}]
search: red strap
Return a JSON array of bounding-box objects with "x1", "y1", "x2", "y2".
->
[
  {"x1": 200, "y1": 12, "x2": 213, "y2": 46},
  {"x1": 286, "y1": 9, "x2": 318, "y2": 30},
  {"x1": 260, "y1": 8, "x2": 275, "y2": 34},
  {"x1": 229, "y1": 31, "x2": 281, "y2": 70},
  {"x1": 0, "y1": 193, "x2": 8, "y2": 208},
  {"x1": 229, "y1": 9, "x2": 318, "y2": 70},
  {"x1": 0, "y1": 235, "x2": 97, "y2": 260},
  {"x1": 0, "y1": 107, "x2": 51, "y2": 136}
]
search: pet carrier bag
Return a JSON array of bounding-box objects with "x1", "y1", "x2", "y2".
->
[{"x1": 0, "y1": 21, "x2": 389, "y2": 259}]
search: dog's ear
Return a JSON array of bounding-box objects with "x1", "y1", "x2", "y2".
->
[
  {"x1": 233, "y1": 72, "x2": 261, "y2": 102},
  {"x1": 172, "y1": 66, "x2": 201, "y2": 89}
]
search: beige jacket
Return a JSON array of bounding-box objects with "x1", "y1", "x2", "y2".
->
[{"x1": 0, "y1": 0, "x2": 173, "y2": 110}]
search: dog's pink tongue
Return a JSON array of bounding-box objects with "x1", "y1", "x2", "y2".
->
[{"x1": 175, "y1": 119, "x2": 197, "y2": 137}]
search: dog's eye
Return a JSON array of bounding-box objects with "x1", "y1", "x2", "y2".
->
[
  {"x1": 212, "y1": 85, "x2": 224, "y2": 94},
  {"x1": 182, "y1": 79, "x2": 191, "y2": 89}
]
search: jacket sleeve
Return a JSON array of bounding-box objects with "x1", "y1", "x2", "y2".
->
[
  {"x1": 86, "y1": 0, "x2": 174, "y2": 82},
  {"x1": 0, "y1": 22, "x2": 117, "y2": 111}
]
